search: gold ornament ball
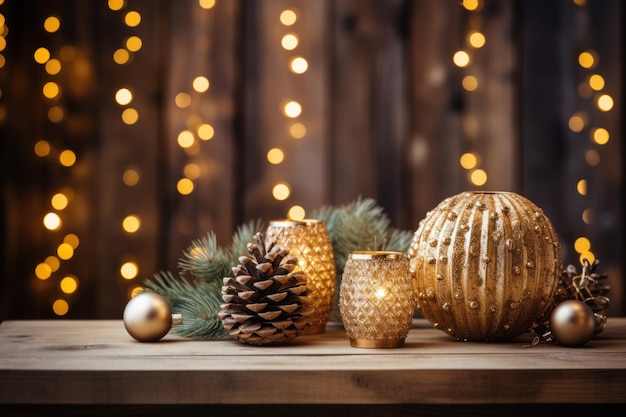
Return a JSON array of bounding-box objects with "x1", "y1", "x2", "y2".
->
[
  {"x1": 123, "y1": 292, "x2": 173, "y2": 342},
  {"x1": 408, "y1": 191, "x2": 562, "y2": 342},
  {"x1": 549, "y1": 299, "x2": 596, "y2": 347}
]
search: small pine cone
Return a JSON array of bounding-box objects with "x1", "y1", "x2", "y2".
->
[{"x1": 218, "y1": 232, "x2": 310, "y2": 345}]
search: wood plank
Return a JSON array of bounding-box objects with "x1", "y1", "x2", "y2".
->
[{"x1": 1, "y1": 318, "x2": 625, "y2": 405}]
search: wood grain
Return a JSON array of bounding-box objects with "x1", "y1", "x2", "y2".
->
[{"x1": 1, "y1": 318, "x2": 625, "y2": 406}]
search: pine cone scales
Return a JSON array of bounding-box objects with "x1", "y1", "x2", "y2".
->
[{"x1": 219, "y1": 233, "x2": 310, "y2": 345}]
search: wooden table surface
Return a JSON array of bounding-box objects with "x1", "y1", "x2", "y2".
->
[{"x1": 1, "y1": 318, "x2": 625, "y2": 415}]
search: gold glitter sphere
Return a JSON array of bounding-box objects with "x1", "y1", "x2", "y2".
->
[
  {"x1": 123, "y1": 292, "x2": 173, "y2": 342},
  {"x1": 408, "y1": 191, "x2": 562, "y2": 342},
  {"x1": 549, "y1": 300, "x2": 596, "y2": 347}
]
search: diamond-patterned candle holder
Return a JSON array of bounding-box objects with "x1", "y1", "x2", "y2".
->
[
  {"x1": 339, "y1": 251, "x2": 415, "y2": 348},
  {"x1": 266, "y1": 219, "x2": 336, "y2": 335}
]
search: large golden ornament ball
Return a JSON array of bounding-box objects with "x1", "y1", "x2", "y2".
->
[
  {"x1": 123, "y1": 292, "x2": 173, "y2": 342},
  {"x1": 549, "y1": 300, "x2": 596, "y2": 347},
  {"x1": 408, "y1": 191, "x2": 562, "y2": 342}
]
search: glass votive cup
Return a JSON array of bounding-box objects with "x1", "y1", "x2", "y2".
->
[{"x1": 339, "y1": 251, "x2": 415, "y2": 348}]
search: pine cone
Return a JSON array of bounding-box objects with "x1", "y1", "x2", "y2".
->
[{"x1": 218, "y1": 232, "x2": 310, "y2": 345}]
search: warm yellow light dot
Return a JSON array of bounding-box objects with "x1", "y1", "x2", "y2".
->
[
  {"x1": 52, "y1": 299, "x2": 69, "y2": 316},
  {"x1": 588, "y1": 74, "x2": 604, "y2": 91},
  {"x1": 184, "y1": 163, "x2": 201, "y2": 179},
  {"x1": 0, "y1": 55, "x2": 5, "y2": 69},
  {"x1": 122, "y1": 108, "x2": 139, "y2": 124},
  {"x1": 34, "y1": 140, "x2": 51, "y2": 157},
  {"x1": 197, "y1": 123, "x2": 214, "y2": 140},
  {"x1": 44, "y1": 212, "x2": 62, "y2": 230},
  {"x1": 289, "y1": 122, "x2": 306, "y2": 139},
  {"x1": 573, "y1": 0, "x2": 587, "y2": 6},
  {"x1": 578, "y1": 51, "x2": 595, "y2": 69},
  {"x1": 283, "y1": 101, "x2": 302, "y2": 118},
  {"x1": 462, "y1": 0, "x2": 480, "y2": 11},
  {"x1": 35, "y1": 263, "x2": 52, "y2": 280},
  {"x1": 193, "y1": 76, "x2": 210, "y2": 93},
  {"x1": 579, "y1": 251, "x2": 595, "y2": 265},
  {"x1": 43, "y1": 82, "x2": 60, "y2": 99},
  {"x1": 34, "y1": 47, "x2": 51, "y2": 64},
  {"x1": 175, "y1": 92, "x2": 191, "y2": 108},
  {"x1": 470, "y1": 169, "x2": 487, "y2": 186},
  {"x1": 45, "y1": 58, "x2": 61, "y2": 75},
  {"x1": 64, "y1": 233, "x2": 80, "y2": 249},
  {"x1": 113, "y1": 48, "x2": 130, "y2": 65},
  {"x1": 267, "y1": 148, "x2": 285, "y2": 164},
  {"x1": 591, "y1": 127, "x2": 609, "y2": 145},
  {"x1": 60, "y1": 276, "x2": 78, "y2": 294},
  {"x1": 287, "y1": 205, "x2": 305, "y2": 220},
  {"x1": 177, "y1": 130, "x2": 195, "y2": 148},
  {"x1": 574, "y1": 237, "x2": 591, "y2": 253},
  {"x1": 582, "y1": 208, "x2": 594, "y2": 224},
  {"x1": 272, "y1": 183, "x2": 290, "y2": 200},
  {"x1": 120, "y1": 262, "x2": 138, "y2": 280},
  {"x1": 289, "y1": 56, "x2": 308, "y2": 74},
  {"x1": 125, "y1": 11, "x2": 141, "y2": 27},
  {"x1": 123, "y1": 215, "x2": 141, "y2": 233},
  {"x1": 51, "y1": 193, "x2": 68, "y2": 210},
  {"x1": 177, "y1": 178, "x2": 194, "y2": 195},
  {"x1": 45, "y1": 256, "x2": 61, "y2": 272},
  {"x1": 44, "y1": 16, "x2": 61, "y2": 33},
  {"x1": 568, "y1": 113, "x2": 585, "y2": 132},
  {"x1": 280, "y1": 9, "x2": 297, "y2": 26},
  {"x1": 468, "y1": 31, "x2": 485, "y2": 48},
  {"x1": 585, "y1": 149, "x2": 600, "y2": 166},
  {"x1": 596, "y1": 94, "x2": 613, "y2": 111},
  {"x1": 129, "y1": 286, "x2": 144, "y2": 298},
  {"x1": 123, "y1": 168, "x2": 140, "y2": 186},
  {"x1": 59, "y1": 149, "x2": 76, "y2": 167},
  {"x1": 115, "y1": 88, "x2": 133, "y2": 105},
  {"x1": 576, "y1": 179, "x2": 587, "y2": 195},
  {"x1": 459, "y1": 152, "x2": 477, "y2": 169},
  {"x1": 281, "y1": 33, "x2": 299, "y2": 51},
  {"x1": 126, "y1": 36, "x2": 142, "y2": 52},
  {"x1": 453, "y1": 50, "x2": 470, "y2": 67},
  {"x1": 462, "y1": 75, "x2": 478, "y2": 91},
  {"x1": 48, "y1": 106, "x2": 64, "y2": 123},
  {"x1": 198, "y1": 0, "x2": 216, "y2": 9},
  {"x1": 57, "y1": 243, "x2": 74, "y2": 260},
  {"x1": 108, "y1": 0, "x2": 125, "y2": 11}
]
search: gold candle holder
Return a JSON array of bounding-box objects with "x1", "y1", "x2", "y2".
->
[
  {"x1": 339, "y1": 251, "x2": 414, "y2": 348},
  {"x1": 265, "y1": 219, "x2": 336, "y2": 335}
]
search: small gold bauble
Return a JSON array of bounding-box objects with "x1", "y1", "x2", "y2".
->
[
  {"x1": 549, "y1": 299, "x2": 596, "y2": 347},
  {"x1": 123, "y1": 292, "x2": 173, "y2": 342}
]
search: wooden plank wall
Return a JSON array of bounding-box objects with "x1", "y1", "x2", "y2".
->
[{"x1": 0, "y1": 0, "x2": 623, "y2": 319}]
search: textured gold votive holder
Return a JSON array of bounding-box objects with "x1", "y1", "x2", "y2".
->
[
  {"x1": 265, "y1": 219, "x2": 336, "y2": 335},
  {"x1": 339, "y1": 251, "x2": 415, "y2": 349}
]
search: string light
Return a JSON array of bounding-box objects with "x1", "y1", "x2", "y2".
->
[
  {"x1": 569, "y1": 0, "x2": 616, "y2": 267},
  {"x1": 457, "y1": 1, "x2": 487, "y2": 187},
  {"x1": 272, "y1": 7, "x2": 309, "y2": 218}
]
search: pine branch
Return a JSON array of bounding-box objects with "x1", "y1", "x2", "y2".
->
[
  {"x1": 178, "y1": 232, "x2": 232, "y2": 282},
  {"x1": 228, "y1": 219, "x2": 265, "y2": 258},
  {"x1": 143, "y1": 271, "x2": 228, "y2": 339},
  {"x1": 172, "y1": 280, "x2": 229, "y2": 339},
  {"x1": 314, "y1": 196, "x2": 410, "y2": 277}
]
